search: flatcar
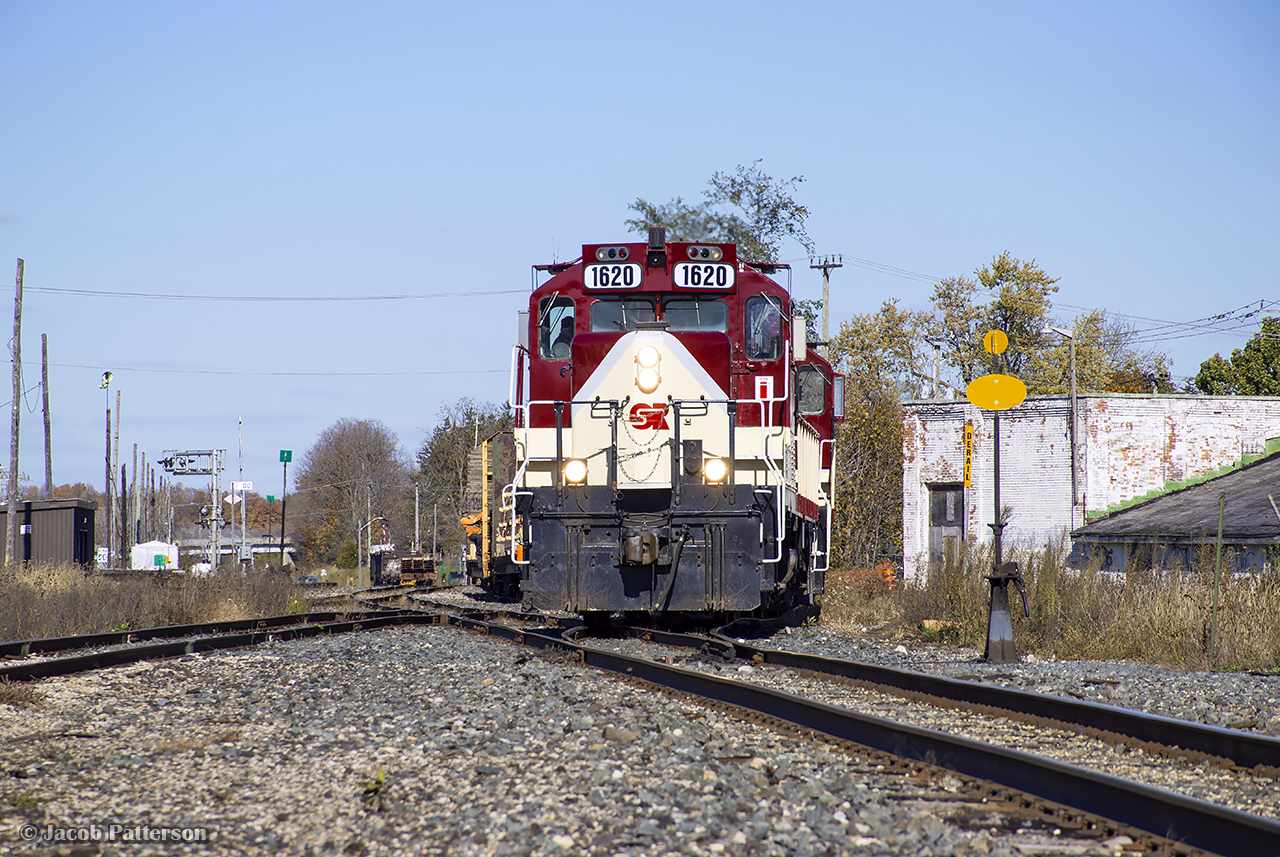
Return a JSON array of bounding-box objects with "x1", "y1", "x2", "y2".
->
[{"x1": 479, "y1": 228, "x2": 842, "y2": 618}]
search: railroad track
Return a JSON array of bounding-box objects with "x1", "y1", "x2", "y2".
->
[
  {"x1": 0, "y1": 610, "x2": 433, "y2": 682},
  {"x1": 4, "y1": 607, "x2": 1278, "y2": 854},
  {"x1": 496, "y1": 618, "x2": 1280, "y2": 855}
]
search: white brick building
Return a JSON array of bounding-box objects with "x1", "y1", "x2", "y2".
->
[{"x1": 901, "y1": 394, "x2": 1280, "y2": 581}]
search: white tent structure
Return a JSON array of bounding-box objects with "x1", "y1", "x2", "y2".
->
[{"x1": 131, "y1": 539, "x2": 179, "y2": 570}]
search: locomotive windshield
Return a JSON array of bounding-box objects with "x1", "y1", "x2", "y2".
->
[
  {"x1": 538, "y1": 296, "x2": 575, "y2": 359},
  {"x1": 797, "y1": 365, "x2": 826, "y2": 414},
  {"x1": 745, "y1": 296, "x2": 783, "y2": 360},
  {"x1": 664, "y1": 298, "x2": 727, "y2": 332},
  {"x1": 590, "y1": 298, "x2": 655, "y2": 332}
]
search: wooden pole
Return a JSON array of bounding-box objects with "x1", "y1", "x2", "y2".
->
[
  {"x1": 112, "y1": 390, "x2": 120, "y2": 565},
  {"x1": 41, "y1": 333, "x2": 51, "y2": 499},
  {"x1": 5, "y1": 259, "x2": 23, "y2": 567},
  {"x1": 131, "y1": 443, "x2": 138, "y2": 551},
  {"x1": 119, "y1": 463, "x2": 127, "y2": 566}
]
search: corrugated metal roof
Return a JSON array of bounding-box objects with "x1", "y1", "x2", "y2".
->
[{"x1": 1072, "y1": 452, "x2": 1280, "y2": 543}]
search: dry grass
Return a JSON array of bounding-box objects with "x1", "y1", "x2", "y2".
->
[
  {"x1": 821, "y1": 564, "x2": 909, "y2": 635},
  {"x1": 822, "y1": 541, "x2": 1280, "y2": 671},
  {"x1": 0, "y1": 678, "x2": 44, "y2": 708},
  {"x1": 0, "y1": 562, "x2": 299, "y2": 642}
]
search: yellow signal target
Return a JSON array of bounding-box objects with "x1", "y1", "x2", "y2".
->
[
  {"x1": 983, "y1": 330, "x2": 1008, "y2": 355},
  {"x1": 965, "y1": 374, "x2": 1027, "y2": 411}
]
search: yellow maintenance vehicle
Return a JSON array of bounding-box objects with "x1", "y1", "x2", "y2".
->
[{"x1": 460, "y1": 431, "x2": 520, "y2": 597}]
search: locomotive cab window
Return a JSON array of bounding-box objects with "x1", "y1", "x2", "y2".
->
[
  {"x1": 664, "y1": 298, "x2": 727, "y2": 332},
  {"x1": 797, "y1": 365, "x2": 825, "y2": 415},
  {"x1": 745, "y1": 296, "x2": 783, "y2": 360},
  {"x1": 590, "y1": 298, "x2": 655, "y2": 332},
  {"x1": 538, "y1": 296, "x2": 576, "y2": 360}
]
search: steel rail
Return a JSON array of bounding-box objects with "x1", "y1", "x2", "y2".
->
[
  {"x1": 0, "y1": 612, "x2": 442, "y2": 682},
  {"x1": 706, "y1": 632, "x2": 1280, "y2": 773},
  {"x1": 563, "y1": 623, "x2": 738, "y2": 662},
  {"x1": 0, "y1": 610, "x2": 394, "y2": 659},
  {"x1": 7, "y1": 607, "x2": 1277, "y2": 852},
  {"x1": 447, "y1": 614, "x2": 1280, "y2": 857}
]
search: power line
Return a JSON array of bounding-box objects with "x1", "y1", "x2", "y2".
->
[
  {"x1": 0, "y1": 285, "x2": 526, "y2": 302},
  {"x1": 785, "y1": 251, "x2": 1276, "y2": 345},
  {"x1": 39, "y1": 361, "x2": 508, "y2": 378}
]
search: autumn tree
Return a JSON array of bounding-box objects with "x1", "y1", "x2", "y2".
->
[
  {"x1": 292, "y1": 418, "x2": 412, "y2": 565},
  {"x1": 626, "y1": 161, "x2": 815, "y2": 263},
  {"x1": 827, "y1": 300, "x2": 932, "y2": 567},
  {"x1": 927, "y1": 252, "x2": 1060, "y2": 387},
  {"x1": 1023, "y1": 309, "x2": 1175, "y2": 395},
  {"x1": 415, "y1": 398, "x2": 514, "y2": 563},
  {"x1": 1194, "y1": 317, "x2": 1280, "y2": 395}
]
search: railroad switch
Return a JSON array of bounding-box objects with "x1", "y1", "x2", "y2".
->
[{"x1": 984, "y1": 561, "x2": 1029, "y2": 664}]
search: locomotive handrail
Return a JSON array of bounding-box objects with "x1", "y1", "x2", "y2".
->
[
  {"x1": 507, "y1": 344, "x2": 527, "y2": 417},
  {"x1": 812, "y1": 438, "x2": 835, "y2": 575},
  {"x1": 755, "y1": 486, "x2": 784, "y2": 565}
]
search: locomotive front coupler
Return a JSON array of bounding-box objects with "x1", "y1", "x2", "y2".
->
[{"x1": 620, "y1": 524, "x2": 672, "y2": 566}]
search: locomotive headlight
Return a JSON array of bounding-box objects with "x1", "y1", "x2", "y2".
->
[
  {"x1": 703, "y1": 457, "x2": 728, "y2": 483},
  {"x1": 564, "y1": 458, "x2": 588, "y2": 485},
  {"x1": 636, "y1": 367, "x2": 660, "y2": 393},
  {"x1": 635, "y1": 344, "x2": 661, "y2": 393}
]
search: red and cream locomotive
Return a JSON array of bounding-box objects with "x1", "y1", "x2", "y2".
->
[{"x1": 493, "y1": 228, "x2": 842, "y2": 618}]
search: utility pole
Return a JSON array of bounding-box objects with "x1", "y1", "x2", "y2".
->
[
  {"x1": 131, "y1": 443, "x2": 138, "y2": 550},
  {"x1": 102, "y1": 372, "x2": 112, "y2": 566},
  {"x1": 414, "y1": 482, "x2": 420, "y2": 555},
  {"x1": 5, "y1": 259, "x2": 23, "y2": 567},
  {"x1": 119, "y1": 463, "x2": 127, "y2": 566},
  {"x1": 112, "y1": 390, "x2": 120, "y2": 565},
  {"x1": 809, "y1": 255, "x2": 843, "y2": 357},
  {"x1": 41, "y1": 334, "x2": 51, "y2": 499}
]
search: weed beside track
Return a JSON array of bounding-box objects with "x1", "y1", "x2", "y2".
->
[
  {"x1": 0, "y1": 562, "x2": 298, "y2": 641},
  {"x1": 821, "y1": 540, "x2": 1280, "y2": 671}
]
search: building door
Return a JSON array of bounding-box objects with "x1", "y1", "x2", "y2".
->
[{"x1": 928, "y1": 483, "x2": 965, "y2": 566}]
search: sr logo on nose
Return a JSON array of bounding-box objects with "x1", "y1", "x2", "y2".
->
[{"x1": 628, "y1": 402, "x2": 670, "y2": 430}]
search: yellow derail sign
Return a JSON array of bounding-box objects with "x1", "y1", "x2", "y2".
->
[{"x1": 965, "y1": 330, "x2": 1027, "y2": 411}]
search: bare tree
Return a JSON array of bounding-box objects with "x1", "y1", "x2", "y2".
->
[
  {"x1": 293, "y1": 418, "x2": 411, "y2": 564},
  {"x1": 416, "y1": 398, "x2": 512, "y2": 561}
]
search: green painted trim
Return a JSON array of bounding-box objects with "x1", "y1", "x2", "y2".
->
[{"x1": 1090, "y1": 436, "x2": 1280, "y2": 520}]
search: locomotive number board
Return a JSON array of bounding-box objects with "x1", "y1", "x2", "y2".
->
[
  {"x1": 673, "y1": 262, "x2": 734, "y2": 289},
  {"x1": 584, "y1": 263, "x2": 643, "y2": 289}
]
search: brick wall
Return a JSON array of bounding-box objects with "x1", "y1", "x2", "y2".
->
[{"x1": 901, "y1": 394, "x2": 1280, "y2": 581}]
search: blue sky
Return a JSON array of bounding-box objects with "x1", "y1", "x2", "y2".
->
[{"x1": 1, "y1": 0, "x2": 1277, "y2": 496}]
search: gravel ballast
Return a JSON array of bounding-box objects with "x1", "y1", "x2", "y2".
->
[{"x1": 0, "y1": 625, "x2": 1154, "y2": 857}]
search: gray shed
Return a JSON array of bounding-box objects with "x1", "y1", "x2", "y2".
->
[
  {"x1": 1070, "y1": 452, "x2": 1280, "y2": 573},
  {"x1": 0, "y1": 499, "x2": 97, "y2": 566}
]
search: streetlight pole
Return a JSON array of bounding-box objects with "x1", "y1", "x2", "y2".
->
[
  {"x1": 100, "y1": 371, "x2": 113, "y2": 567},
  {"x1": 1046, "y1": 328, "x2": 1077, "y2": 515}
]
